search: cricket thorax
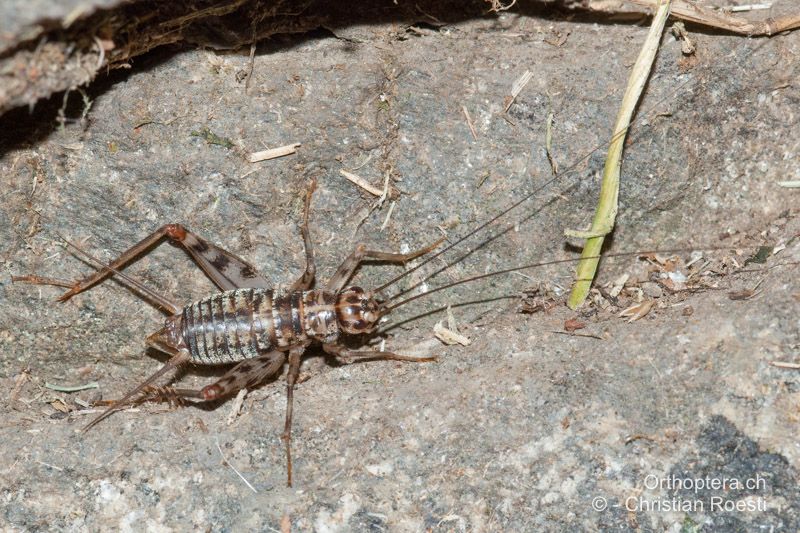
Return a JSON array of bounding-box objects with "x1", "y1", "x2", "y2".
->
[
  {"x1": 334, "y1": 286, "x2": 381, "y2": 334},
  {"x1": 300, "y1": 289, "x2": 339, "y2": 343}
]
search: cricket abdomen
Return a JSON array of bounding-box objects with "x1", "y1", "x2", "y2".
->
[{"x1": 180, "y1": 288, "x2": 340, "y2": 364}]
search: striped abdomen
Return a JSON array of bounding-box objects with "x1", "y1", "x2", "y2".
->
[{"x1": 180, "y1": 288, "x2": 339, "y2": 364}]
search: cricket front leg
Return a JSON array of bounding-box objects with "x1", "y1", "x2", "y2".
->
[
  {"x1": 290, "y1": 178, "x2": 317, "y2": 291},
  {"x1": 323, "y1": 343, "x2": 437, "y2": 364},
  {"x1": 325, "y1": 238, "x2": 444, "y2": 293}
]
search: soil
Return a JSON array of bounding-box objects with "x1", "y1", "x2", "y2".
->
[{"x1": 0, "y1": 1, "x2": 798, "y2": 531}]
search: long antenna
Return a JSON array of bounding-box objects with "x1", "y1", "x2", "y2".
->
[
  {"x1": 374, "y1": 169, "x2": 574, "y2": 294},
  {"x1": 383, "y1": 246, "x2": 751, "y2": 313},
  {"x1": 374, "y1": 72, "x2": 696, "y2": 297},
  {"x1": 385, "y1": 193, "x2": 561, "y2": 303},
  {"x1": 379, "y1": 294, "x2": 518, "y2": 334},
  {"x1": 374, "y1": 38, "x2": 773, "y2": 300}
]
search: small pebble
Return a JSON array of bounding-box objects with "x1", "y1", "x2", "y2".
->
[{"x1": 641, "y1": 282, "x2": 663, "y2": 298}]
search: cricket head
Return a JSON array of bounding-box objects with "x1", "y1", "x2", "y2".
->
[{"x1": 335, "y1": 286, "x2": 385, "y2": 334}]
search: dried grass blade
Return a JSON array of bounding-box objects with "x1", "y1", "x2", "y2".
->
[{"x1": 567, "y1": 0, "x2": 672, "y2": 309}]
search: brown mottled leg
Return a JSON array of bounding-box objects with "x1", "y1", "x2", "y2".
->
[
  {"x1": 282, "y1": 345, "x2": 305, "y2": 487},
  {"x1": 323, "y1": 343, "x2": 436, "y2": 364},
  {"x1": 325, "y1": 238, "x2": 443, "y2": 293},
  {"x1": 84, "y1": 347, "x2": 191, "y2": 431},
  {"x1": 196, "y1": 351, "x2": 286, "y2": 402},
  {"x1": 88, "y1": 320, "x2": 283, "y2": 427},
  {"x1": 290, "y1": 179, "x2": 317, "y2": 291},
  {"x1": 46, "y1": 225, "x2": 186, "y2": 302},
  {"x1": 125, "y1": 350, "x2": 287, "y2": 401},
  {"x1": 25, "y1": 224, "x2": 270, "y2": 305},
  {"x1": 13, "y1": 267, "x2": 181, "y2": 315},
  {"x1": 10, "y1": 275, "x2": 73, "y2": 288}
]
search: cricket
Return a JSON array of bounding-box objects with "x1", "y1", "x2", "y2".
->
[
  {"x1": 9, "y1": 3, "x2": 787, "y2": 493},
  {"x1": 10, "y1": 59, "x2": 768, "y2": 485},
  {"x1": 11, "y1": 171, "x2": 755, "y2": 488},
  {"x1": 14, "y1": 169, "x2": 594, "y2": 487},
  {"x1": 15, "y1": 177, "x2": 454, "y2": 486},
  {"x1": 4, "y1": 1, "x2": 799, "y2": 530}
]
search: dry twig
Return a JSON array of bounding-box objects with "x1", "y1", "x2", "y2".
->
[
  {"x1": 624, "y1": 0, "x2": 800, "y2": 35},
  {"x1": 462, "y1": 105, "x2": 478, "y2": 140},
  {"x1": 249, "y1": 143, "x2": 301, "y2": 163},
  {"x1": 340, "y1": 169, "x2": 384, "y2": 196},
  {"x1": 503, "y1": 70, "x2": 533, "y2": 113},
  {"x1": 770, "y1": 361, "x2": 800, "y2": 370}
]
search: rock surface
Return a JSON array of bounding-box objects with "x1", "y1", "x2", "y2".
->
[{"x1": 1, "y1": 2, "x2": 798, "y2": 531}]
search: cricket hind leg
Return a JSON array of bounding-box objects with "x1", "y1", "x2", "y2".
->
[
  {"x1": 83, "y1": 346, "x2": 192, "y2": 431},
  {"x1": 13, "y1": 264, "x2": 181, "y2": 315},
  {"x1": 290, "y1": 179, "x2": 317, "y2": 291},
  {"x1": 137, "y1": 350, "x2": 288, "y2": 403},
  {"x1": 88, "y1": 350, "x2": 287, "y2": 427},
  {"x1": 141, "y1": 348, "x2": 298, "y2": 486},
  {"x1": 282, "y1": 346, "x2": 305, "y2": 487},
  {"x1": 10, "y1": 274, "x2": 73, "y2": 288},
  {"x1": 325, "y1": 238, "x2": 444, "y2": 293},
  {"x1": 193, "y1": 350, "x2": 287, "y2": 402},
  {"x1": 32, "y1": 223, "x2": 270, "y2": 304}
]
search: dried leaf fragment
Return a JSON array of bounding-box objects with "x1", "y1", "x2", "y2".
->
[
  {"x1": 619, "y1": 300, "x2": 654, "y2": 322},
  {"x1": 226, "y1": 388, "x2": 248, "y2": 425},
  {"x1": 608, "y1": 273, "x2": 629, "y2": 298},
  {"x1": 433, "y1": 306, "x2": 471, "y2": 346},
  {"x1": 434, "y1": 322, "x2": 471, "y2": 346},
  {"x1": 519, "y1": 283, "x2": 558, "y2": 314},
  {"x1": 671, "y1": 22, "x2": 696, "y2": 55},
  {"x1": 564, "y1": 318, "x2": 586, "y2": 332},
  {"x1": 49, "y1": 398, "x2": 71, "y2": 413},
  {"x1": 728, "y1": 289, "x2": 755, "y2": 301}
]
